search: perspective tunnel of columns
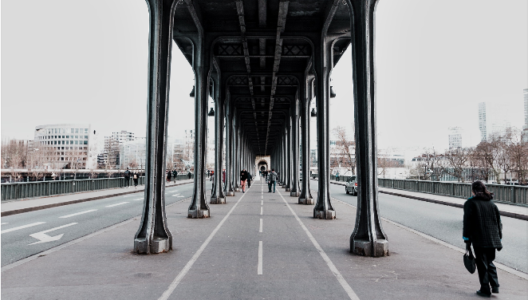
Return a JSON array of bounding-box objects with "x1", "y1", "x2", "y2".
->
[{"x1": 134, "y1": 0, "x2": 388, "y2": 258}]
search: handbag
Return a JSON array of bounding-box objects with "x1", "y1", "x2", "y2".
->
[{"x1": 463, "y1": 247, "x2": 476, "y2": 274}]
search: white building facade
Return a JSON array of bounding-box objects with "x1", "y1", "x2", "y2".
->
[{"x1": 33, "y1": 123, "x2": 98, "y2": 169}]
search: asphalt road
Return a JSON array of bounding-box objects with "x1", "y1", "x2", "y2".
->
[
  {"x1": 308, "y1": 179, "x2": 528, "y2": 273},
  {"x1": 1, "y1": 182, "x2": 211, "y2": 267}
]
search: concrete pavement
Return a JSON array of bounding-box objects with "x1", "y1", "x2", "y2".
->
[{"x1": 2, "y1": 182, "x2": 527, "y2": 299}]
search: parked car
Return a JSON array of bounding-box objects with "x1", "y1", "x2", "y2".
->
[{"x1": 345, "y1": 176, "x2": 357, "y2": 196}]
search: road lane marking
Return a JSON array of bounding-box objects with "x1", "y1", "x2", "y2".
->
[
  {"x1": 59, "y1": 209, "x2": 97, "y2": 219},
  {"x1": 106, "y1": 202, "x2": 128, "y2": 208},
  {"x1": 258, "y1": 241, "x2": 263, "y2": 275},
  {"x1": 158, "y1": 190, "x2": 249, "y2": 300},
  {"x1": 261, "y1": 200, "x2": 263, "y2": 206},
  {"x1": 260, "y1": 207, "x2": 263, "y2": 215},
  {"x1": 1, "y1": 222, "x2": 46, "y2": 234},
  {"x1": 29, "y1": 223, "x2": 77, "y2": 245},
  {"x1": 134, "y1": 198, "x2": 143, "y2": 201},
  {"x1": 2, "y1": 222, "x2": 8, "y2": 225},
  {"x1": 259, "y1": 218, "x2": 263, "y2": 233},
  {"x1": 277, "y1": 190, "x2": 360, "y2": 300}
]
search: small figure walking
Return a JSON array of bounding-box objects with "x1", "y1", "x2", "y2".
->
[
  {"x1": 133, "y1": 172, "x2": 139, "y2": 188},
  {"x1": 247, "y1": 171, "x2": 252, "y2": 187},
  {"x1": 172, "y1": 169, "x2": 178, "y2": 183},
  {"x1": 188, "y1": 171, "x2": 192, "y2": 179},
  {"x1": 167, "y1": 170, "x2": 172, "y2": 183},
  {"x1": 268, "y1": 169, "x2": 277, "y2": 193},
  {"x1": 240, "y1": 169, "x2": 248, "y2": 193},
  {"x1": 124, "y1": 168, "x2": 131, "y2": 188},
  {"x1": 463, "y1": 181, "x2": 502, "y2": 298},
  {"x1": 335, "y1": 171, "x2": 340, "y2": 182}
]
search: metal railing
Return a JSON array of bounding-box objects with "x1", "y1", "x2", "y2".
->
[
  {"x1": 378, "y1": 179, "x2": 528, "y2": 206},
  {"x1": 1, "y1": 174, "x2": 194, "y2": 201}
]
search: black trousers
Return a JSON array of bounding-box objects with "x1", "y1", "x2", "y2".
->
[
  {"x1": 125, "y1": 178, "x2": 130, "y2": 187},
  {"x1": 474, "y1": 247, "x2": 499, "y2": 293}
]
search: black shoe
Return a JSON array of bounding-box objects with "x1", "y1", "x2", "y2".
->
[
  {"x1": 476, "y1": 290, "x2": 491, "y2": 298},
  {"x1": 491, "y1": 287, "x2": 499, "y2": 294}
]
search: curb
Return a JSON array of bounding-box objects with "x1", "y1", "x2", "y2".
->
[
  {"x1": 328, "y1": 181, "x2": 528, "y2": 222},
  {"x1": 1, "y1": 181, "x2": 193, "y2": 217}
]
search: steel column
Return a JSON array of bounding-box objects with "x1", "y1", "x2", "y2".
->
[
  {"x1": 211, "y1": 78, "x2": 226, "y2": 204},
  {"x1": 285, "y1": 120, "x2": 292, "y2": 192},
  {"x1": 225, "y1": 98, "x2": 235, "y2": 196},
  {"x1": 348, "y1": 0, "x2": 389, "y2": 257},
  {"x1": 134, "y1": 0, "x2": 177, "y2": 254},
  {"x1": 290, "y1": 96, "x2": 300, "y2": 197},
  {"x1": 299, "y1": 76, "x2": 314, "y2": 204}
]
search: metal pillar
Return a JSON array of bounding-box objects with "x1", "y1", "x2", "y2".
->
[
  {"x1": 299, "y1": 76, "x2": 314, "y2": 204},
  {"x1": 234, "y1": 120, "x2": 241, "y2": 192},
  {"x1": 348, "y1": 0, "x2": 388, "y2": 257},
  {"x1": 313, "y1": 36, "x2": 336, "y2": 220},
  {"x1": 225, "y1": 98, "x2": 235, "y2": 196},
  {"x1": 285, "y1": 120, "x2": 292, "y2": 192},
  {"x1": 188, "y1": 36, "x2": 210, "y2": 218},
  {"x1": 134, "y1": 0, "x2": 177, "y2": 254},
  {"x1": 211, "y1": 78, "x2": 226, "y2": 204},
  {"x1": 290, "y1": 96, "x2": 300, "y2": 197}
]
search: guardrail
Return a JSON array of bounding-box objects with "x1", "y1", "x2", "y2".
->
[
  {"x1": 1, "y1": 174, "x2": 194, "y2": 201},
  {"x1": 378, "y1": 179, "x2": 528, "y2": 206}
]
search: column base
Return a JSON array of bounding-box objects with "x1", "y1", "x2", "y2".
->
[
  {"x1": 210, "y1": 196, "x2": 226, "y2": 204},
  {"x1": 235, "y1": 188, "x2": 241, "y2": 192},
  {"x1": 285, "y1": 187, "x2": 291, "y2": 192},
  {"x1": 298, "y1": 197, "x2": 314, "y2": 204},
  {"x1": 351, "y1": 239, "x2": 389, "y2": 257},
  {"x1": 290, "y1": 191, "x2": 300, "y2": 197},
  {"x1": 134, "y1": 236, "x2": 172, "y2": 254},
  {"x1": 313, "y1": 209, "x2": 336, "y2": 219},
  {"x1": 226, "y1": 191, "x2": 235, "y2": 196},
  {"x1": 188, "y1": 209, "x2": 210, "y2": 218}
]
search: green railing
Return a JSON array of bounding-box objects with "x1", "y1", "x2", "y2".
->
[{"x1": 378, "y1": 179, "x2": 528, "y2": 206}]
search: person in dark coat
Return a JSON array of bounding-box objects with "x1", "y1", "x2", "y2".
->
[
  {"x1": 463, "y1": 181, "x2": 502, "y2": 297},
  {"x1": 247, "y1": 171, "x2": 252, "y2": 187},
  {"x1": 133, "y1": 172, "x2": 139, "y2": 188},
  {"x1": 124, "y1": 168, "x2": 131, "y2": 188},
  {"x1": 240, "y1": 169, "x2": 248, "y2": 193}
]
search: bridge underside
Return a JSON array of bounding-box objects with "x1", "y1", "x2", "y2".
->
[{"x1": 135, "y1": 0, "x2": 388, "y2": 257}]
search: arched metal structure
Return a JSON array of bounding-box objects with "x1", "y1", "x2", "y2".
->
[{"x1": 136, "y1": 0, "x2": 388, "y2": 257}]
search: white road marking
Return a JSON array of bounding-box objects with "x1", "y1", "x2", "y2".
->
[
  {"x1": 258, "y1": 241, "x2": 263, "y2": 275},
  {"x1": 259, "y1": 218, "x2": 263, "y2": 233},
  {"x1": 2, "y1": 222, "x2": 8, "y2": 225},
  {"x1": 261, "y1": 200, "x2": 263, "y2": 206},
  {"x1": 260, "y1": 207, "x2": 263, "y2": 215},
  {"x1": 1, "y1": 222, "x2": 45, "y2": 234},
  {"x1": 134, "y1": 198, "x2": 143, "y2": 201},
  {"x1": 59, "y1": 209, "x2": 97, "y2": 219},
  {"x1": 106, "y1": 202, "x2": 128, "y2": 208},
  {"x1": 158, "y1": 187, "x2": 250, "y2": 300},
  {"x1": 277, "y1": 190, "x2": 360, "y2": 300},
  {"x1": 29, "y1": 223, "x2": 77, "y2": 245}
]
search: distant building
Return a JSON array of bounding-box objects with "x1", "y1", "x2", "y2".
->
[
  {"x1": 478, "y1": 102, "x2": 487, "y2": 141},
  {"x1": 523, "y1": 89, "x2": 528, "y2": 142},
  {"x1": 33, "y1": 123, "x2": 98, "y2": 169},
  {"x1": 119, "y1": 137, "x2": 146, "y2": 169},
  {"x1": 448, "y1": 127, "x2": 463, "y2": 150},
  {"x1": 102, "y1": 130, "x2": 135, "y2": 167}
]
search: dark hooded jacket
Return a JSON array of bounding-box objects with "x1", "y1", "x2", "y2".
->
[{"x1": 463, "y1": 193, "x2": 502, "y2": 249}]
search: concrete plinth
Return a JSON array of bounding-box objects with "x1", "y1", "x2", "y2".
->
[
  {"x1": 351, "y1": 239, "x2": 389, "y2": 257},
  {"x1": 210, "y1": 197, "x2": 226, "y2": 204},
  {"x1": 188, "y1": 209, "x2": 210, "y2": 218},
  {"x1": 134, "y1": 236, "x2": 171, "y2": 254},
  {"x1": 235, "y1": 188, "x2": 241, "y2": 192},
  {"x1": 298, "y1": 197, "x2": 314, "y2": 205},
  {"x1": 285, "y1": 188, "x2": 291, "y2": 192},
  {"x1": 226, "y1": 191, "x2": 235, "y2": 196},
  {"x1": 290, "y1": 191, "x2": 300, "y2": 197},
  {"x1": 313, "y1": 209, "x2": 336, "y2": 219}
]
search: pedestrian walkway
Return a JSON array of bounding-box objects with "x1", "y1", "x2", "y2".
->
[
  {"x1": 1, "y1": 180, "x2": 194, "y2": 217},
  {"x1": 329, "y1": 180, "x2": 528, "y2": 221},
  {"x1": 2, "y1": 182, "x2": 526, "y2": 299}
]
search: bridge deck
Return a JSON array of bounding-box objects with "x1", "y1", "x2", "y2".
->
[{"x1": 2, "y1": 181, "x2": 527, "y2": 299}]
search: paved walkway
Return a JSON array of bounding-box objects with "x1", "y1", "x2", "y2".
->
[
  {"x1": 329, "y1": 180, "x2": 528, "y2": 220},
  {"x1": 2, "y1": 182, "x2": 527, "y2": 299},
  {"x1": 1, "y1": 180, "x2": 194, "y2": 216}
]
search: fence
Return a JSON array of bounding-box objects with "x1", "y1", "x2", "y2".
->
[
  {"x1": 1, "y1": 174, "x2": 194, "y2": 201},
  {"x1": 378, "y1": 179, "x2": 528, "y2": 206}
]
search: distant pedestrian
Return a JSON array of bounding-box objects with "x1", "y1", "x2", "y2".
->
[
  {"x1": 267, "y1": 169, "x2": 277, "y2": 193},
  {"x1": 247, "y1": 171, "x2": 253, "y2": 187},
  {"x1": 222, "y1": 170, "x2": 226, "y2": 183},
  {"x1": 133, "y1": 172, "x2": 139, "y2": 188},
  {"x1": 463, "y1": 181, "x2": 502, "y2": 298},
  {"x1": 167, "y1": 170, "x2": 172, "y2": 183},
  {"x1": 240, "y1": 169, "x2": 248, "y2": 193},
  {"x1": 336, "y1": 171, "x2": 340, "y2": 182},
  {"x1": 124, "y1": 168, "x2": 131, "y2": 188},
  {"x1": 207, "y1": 170, "x2": 211, "y2": 178},
  {"x1": 188, "y1": 171, "x2": 192, "y2": 179},
  {"x1": 172, "y1": 170, "x2": 178, "y2": 182}
]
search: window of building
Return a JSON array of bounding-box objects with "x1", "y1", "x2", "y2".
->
[
  {"x1": 75, "y1": 129, "x2": 79, "y2": 133},
  {"x1": 84, "y1": 141, "x2": 87, "y2": 145}
]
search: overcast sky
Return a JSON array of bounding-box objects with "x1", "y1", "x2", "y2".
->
[{"x1": 2, "y1": 0, "x2": 527, "y2": 153}]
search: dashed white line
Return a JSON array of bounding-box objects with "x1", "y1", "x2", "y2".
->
[
  {"x1": 106, "y1": 202, "x2": 129, "y2": 208},
  {"x1": 259, "y1": 218, "x2": 263, "y2": 233},
  {"x1": 1, "y1": 222, "x2": 46, "y2": 234},
  {"x1": 261, "y1": 200, "x2": 263, "y2": 206},
  {"x1": 260, "y1": 207, "x2": 263, "y2": 215},
  {"x1": 134, "y1": 198, "x2": 143, "y2": 201},
  {"x1": 258, "y1": 241, "x2": 263, "y2": 275},
  {"x1": 277, "y1": 190, "x2": 360, "y2": 300},
  {"x1": 59, "y1": 209, "x2": 97, "y2": 219}
]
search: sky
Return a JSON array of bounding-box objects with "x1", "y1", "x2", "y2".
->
[{"x1": 1, "y1": 0, "x2": 527, "y2": 154}]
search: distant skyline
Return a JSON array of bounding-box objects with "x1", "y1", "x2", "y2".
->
[{"x1": 2, "y1": 0, "x2": 527, "y2": 153}]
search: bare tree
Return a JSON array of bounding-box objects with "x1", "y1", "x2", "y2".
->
[
  {"x1": 442, "y1": 147, "x2": 471, "y2": 182},
  {"x1": 332, "y1": 126, "x2": 356, "y2": 174}
]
